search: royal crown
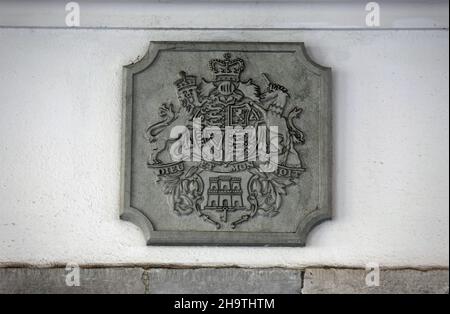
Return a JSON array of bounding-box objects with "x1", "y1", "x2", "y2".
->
[
  {"x1": 209, "y1": 53, "x2": 245, "y2": 82},
  {"x1": 174, "y1": 71, "x2": 197, "y2": 91}
]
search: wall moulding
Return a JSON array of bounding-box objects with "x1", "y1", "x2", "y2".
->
[{"x1": 0, "y1": 0, "x2": 448, "y2": 30}]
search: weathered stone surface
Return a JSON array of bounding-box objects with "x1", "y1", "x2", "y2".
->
[
  {"x1": 1, "y1": 267, "x2": 448, "y2": 294},
  {"x1": 0, "y1": 267, "x2": 302, "y2": 294},
  {"x1": 302, "y1": 268, "x2": 449, "y2": 294},
  {"x1": 145, "y1": 268, "x2": 303, "y2": 294},
  {"x1": 0, "y1": 268, "x2": 145, "y2": 294}
]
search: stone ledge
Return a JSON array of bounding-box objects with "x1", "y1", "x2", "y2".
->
[
  {"x1": 0, "y1": 267, "x2": 145, "y2": 294},
  {"x1": 302, "y1": 268, "x2": 449, "y2": 294},
  {"x1": 0, "y1": 267, "x2": 448, "y2": 294},
  {"x1": 144, "y1": 268, "x2": 303, "y2": 294}
]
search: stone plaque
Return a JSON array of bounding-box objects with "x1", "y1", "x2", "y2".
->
[{"x1": 121, "y1": 42, "x2": 331, "y2": 246}]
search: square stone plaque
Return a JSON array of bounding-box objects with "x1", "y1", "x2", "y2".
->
[{"x1": 121, "y1": 42, "x2": 331, "y2": 246}]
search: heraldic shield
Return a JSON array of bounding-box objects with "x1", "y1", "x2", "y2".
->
[{"x1": 121, "y1": 42, "x2": 332, "y2": 246}]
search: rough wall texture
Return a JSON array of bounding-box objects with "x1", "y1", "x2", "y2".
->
[
  {"x1": 0, "y1": 267, "x2": 448, "y2": 294},
  {"x1": 302, "y1": 268, "x2": 449, "y2": 294},
  {"x1": 0, "y1": 29, "x2": 448, "y2": 268}
]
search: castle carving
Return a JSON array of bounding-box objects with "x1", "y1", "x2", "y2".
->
[{"x1": 205, "y1": 176, "x2": 245, "y2": 222}]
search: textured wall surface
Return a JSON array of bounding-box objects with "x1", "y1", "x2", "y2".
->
[
  {"x1": 0, "y1": 28, "x2": 448, "y2": 268},
  {"x1": 0, "y1": 267, "x2": 448, "y2": 294}
]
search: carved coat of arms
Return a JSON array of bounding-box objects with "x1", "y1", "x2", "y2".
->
[{"x1": 121, "y1": 42, "x2": 331, "y2": 246}]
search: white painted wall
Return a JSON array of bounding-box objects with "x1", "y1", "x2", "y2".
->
[
  {"x1": 1, "y1": 0, "x2": 449, "y2": 29},
  {"x1": 0, "y1": 1, "x2": 448, "y2": 268}
]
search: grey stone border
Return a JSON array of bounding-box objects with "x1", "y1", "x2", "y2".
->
[{"x1": 0, "y1": 267, "x2": 447, "y2": 294}]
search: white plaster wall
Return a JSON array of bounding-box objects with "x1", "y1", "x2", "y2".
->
[{"x1": 0, "y1": 27, "x2": 448, "y2": 267}]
